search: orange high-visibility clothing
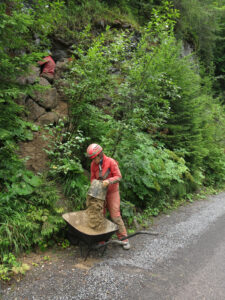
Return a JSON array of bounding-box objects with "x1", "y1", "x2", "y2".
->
[
  {"x1": 90, "y1": 154, "x2": 127, "y2": 240},
  {"x1": 90, "y1": 154, "x2": 122, "y2": 194},
  {"x1": 38, "y1": 56, "x2": 55, "y2": 75}
]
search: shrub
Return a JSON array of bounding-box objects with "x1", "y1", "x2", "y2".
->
[
  {"x1": 43, "y1": 119, "x2": 89, "y2": 209},
  {"x1": 110, "y1": 132, "x2": 190, "y2": 208},
  {"x1": 0, "y1": 180, "x2": 65, "y2": 257}
]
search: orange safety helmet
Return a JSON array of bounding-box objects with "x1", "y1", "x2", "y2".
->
[{"x1": 86, "y1": 143, "x2": 103, "y2": 159}]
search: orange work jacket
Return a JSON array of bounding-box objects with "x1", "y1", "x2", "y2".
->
[
  {"x1": 38, "y1": 56, "x2": 56, "y2": 75},
  {"x1": 90, "y1": 154, "x2": 122, "y2": 193}
]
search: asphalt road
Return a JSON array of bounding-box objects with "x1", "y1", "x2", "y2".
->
[{"x1": 1, "y1": 192, "x2": 225, "y2": 300}]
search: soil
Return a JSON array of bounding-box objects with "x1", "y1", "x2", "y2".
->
[
  {"x1": 62, "y1": 211, "x2": 117, "y2": 236},
  {"x1": 86, "y1": 196, "x2": 106, "y2": 231},
  {"x1": 19, "y1": 131, "x2": 49, "y2": 173},
  {"x1": 73, "y1": 257, "x2": 101, "y2": 270}
]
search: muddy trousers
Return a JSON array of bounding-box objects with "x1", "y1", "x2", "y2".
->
[{"x1": 104, "y1": 190, "x2": 128, "y2": 241}]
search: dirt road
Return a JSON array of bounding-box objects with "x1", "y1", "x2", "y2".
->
[{"x1": 1, "y1": 192, "x2": 225, "y2": 299}]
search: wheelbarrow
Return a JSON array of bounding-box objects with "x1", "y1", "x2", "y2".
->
[{"x1": 62, "y1": 211, "x2": 158, "y2": 260}]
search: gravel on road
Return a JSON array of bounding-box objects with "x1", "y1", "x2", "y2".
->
[{"x1": 1, "y1": 192, "x2": 225, "y2": 300}]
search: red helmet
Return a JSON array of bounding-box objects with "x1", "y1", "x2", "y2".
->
[{"x1": 86, "y1": 143, "x2": 103, "y2": 159}]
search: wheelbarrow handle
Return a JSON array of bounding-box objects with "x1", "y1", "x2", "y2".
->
[
  {"x1": 120, "y1": 230, "x2": 159, "y2": 241},
  {"x1": 94, "y1": 230, "x2": 159, "y2": 249}
]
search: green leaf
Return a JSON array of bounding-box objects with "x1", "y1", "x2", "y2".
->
[
  {"x1": 12, "y1": 182, "x2": 33, "y2": 196},
  {"x1": 27, "y1": 176, "x2": 42, "y2": 187}
]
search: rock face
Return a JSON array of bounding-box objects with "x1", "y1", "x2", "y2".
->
[
  {"x1": 26, "y1": 98, "x2": 46, "y2": 121},
  {"x1": 181, "y1": 41, "x2": 194, "y2": 57},
  {"x1": 18, "y1": 60, "x2": 70, "y2": 172},
  {"x1": 33, "y1": 86, "x2": 59, "y2": 109},
  {"x1": 27, "y1": 66, "x2": 41, "y2": 84},
  {"x1": 31, "y1": 77, "x2": 59, "y2": 109},
  {"x1": 37, "y1": 77, "x2": 51, "y2": 86},
  {"x1": 37, "y1": 112, "x2": 59, "y2": 125},
  {"x1": 17, "y1": 66, "x2": 40, "y2": 85},
  {"x1": 54, "y1": 59, "x2": 70, "y2": 80},
  {"x1": 54, "y1": 100, "x2": 68, "y2": 119},
  {"x1": 55, "y1": 79, "x2": 70, "y2": 101}
]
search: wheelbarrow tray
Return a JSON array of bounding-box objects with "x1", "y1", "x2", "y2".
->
[{"x1": 62, "y1": 211, "x2": 118, "y2": 246}]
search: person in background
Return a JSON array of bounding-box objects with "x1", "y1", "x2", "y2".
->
[
  {"x1": 86, "y1": 143, "x2": 130, "y2": 250},
  {"x1": 37, "y1": 51, "x2": 55, "y2": 83}
]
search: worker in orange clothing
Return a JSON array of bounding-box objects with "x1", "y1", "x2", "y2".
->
[
  {"x1": 86, "y1": 143, "x2": 130, "y2": 250},
  {"x1": 37, "y1": 52, "x2": 55, "y2": 83}
]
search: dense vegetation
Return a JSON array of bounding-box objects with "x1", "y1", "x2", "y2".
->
[{"x1": 0, "y1": 0, "x2": 225, "y2": 276}]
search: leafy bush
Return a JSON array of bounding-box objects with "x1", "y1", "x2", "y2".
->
[
  {"x1": 0, "y1": 179, "x2": 65, "y2": 257},
  {"x1": 107, "y1": 132, "x2": 190, "y2": 208},
  {"x1": 0, "y1": 253, "x2": 30, "y2": 281},
  {"x1": 43, "y1": 119, "x2": 89, "y2": 209}
]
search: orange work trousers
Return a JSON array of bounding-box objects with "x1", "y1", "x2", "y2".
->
[{"x1": 104, "y1": 190, "x2": 128, "y2": 241}]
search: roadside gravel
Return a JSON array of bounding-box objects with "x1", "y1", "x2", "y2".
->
[{"x1": 1, "y1": 192, "x2": 225, "y2": 300}]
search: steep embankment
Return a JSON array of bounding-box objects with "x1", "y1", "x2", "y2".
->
[{"x1": 17, "y1": 59, "x2": 70, "y2": 172}]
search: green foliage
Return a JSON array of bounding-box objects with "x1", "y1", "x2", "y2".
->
[
  {"x1": 114, "y1": 132, "x2": 190, "y2": 208},
  {"x1": 0, "y1": 140, "x2": 51, "y2": 256},
  {"x1": 213, "y1": 3, "x2": 225, "y2": 98},
  {"x1": 172, "y1": 0, "x2": 219, "y2": 71},
  {"x1": 0, "y1": 253, "x2": 30, "y2": 281},
  {"x1": 0, "y1": 0, "x2": 72, "y2": 260},
  {"x1": 120, "y1": 200, "x2": 136, "y2": 225},
  {"x1": 200, "y1": 96, "x2": 225, "y2": 186},
  {"x1": 65, "y1": 5, "x2": 179, "y2": 135},
  {"x1": 43, "y1": 119, "x2": 89, "y2": 209},
  {"x1": 65, "y1": 30, "x2": 127, "y2": 150},
  {"x1": 66, "y1": 28, "x2": 114, "y2": 111},
  {"x1": 61, "y1": 239, "x2": 70, "y2": 249},
  {"x1": 172, "y1": 0, "x2": 225, "y2": 92},
  {"x1": 0, "y1": 180, "x2": 65, "y2": 257},
  {"x1": 66, "y1": 2, "x2": 225, "y2": 196}
]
